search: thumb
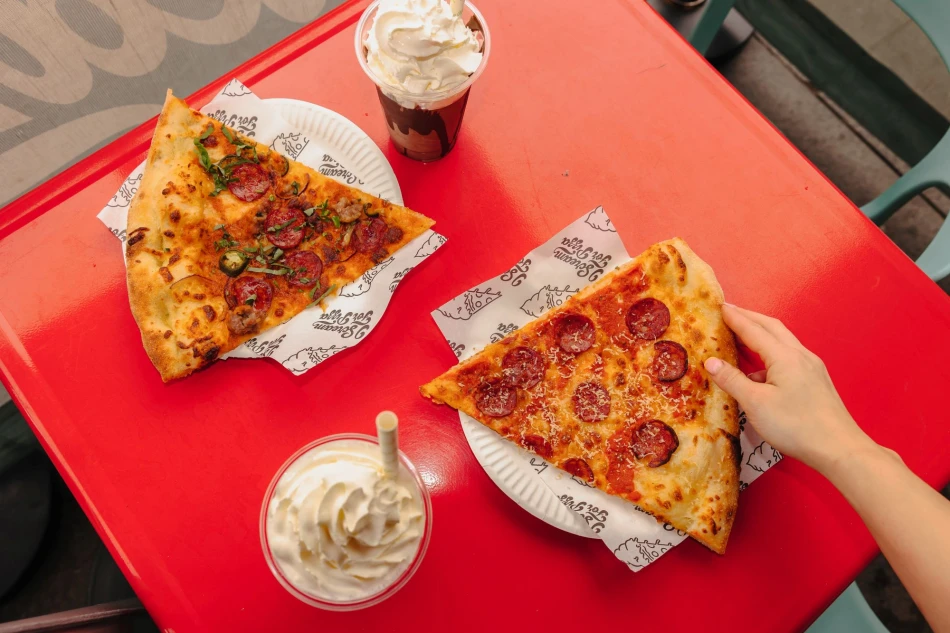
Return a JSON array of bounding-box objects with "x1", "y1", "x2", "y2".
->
[{"x1": 704, "y1": 357, "x2": 759, "y2": 404}]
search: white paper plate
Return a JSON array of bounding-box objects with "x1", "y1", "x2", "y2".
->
[
  {"x1": 461, "y1": 414, "x2": 596, "y2": 538},
  {"x1": 265, "y1": 98, "x2": 403, "y2": 205}
]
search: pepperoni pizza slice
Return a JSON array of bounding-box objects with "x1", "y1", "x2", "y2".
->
[
  {"x1": 421, "y1": 238, "x2": 741, "y2": 554},
  {"x1": 126, "y1": 91, "x2": 434, "y2": 381}
]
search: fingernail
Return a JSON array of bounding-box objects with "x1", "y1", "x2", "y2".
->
[
  {"x1": 704, "y1": 357, "x2": 723, "y2": 374},
  {"x1": 722, "y1": 302, "x2": 735, "y2": 308}
]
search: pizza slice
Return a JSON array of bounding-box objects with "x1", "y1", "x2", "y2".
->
[
  {"x1": 421, "y1": 238, "x2": 741, "y2": 553},
  {"x1": 126, "y1": 90, "x2": 434, "y2": 381}
]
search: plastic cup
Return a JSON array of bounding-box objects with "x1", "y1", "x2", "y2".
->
[
  {"x1": 260, "y1": 433, "x2": 432, "y2": 611},
  {"x1": 355, "y1": 0, "x2": 491, "y2": 161}
]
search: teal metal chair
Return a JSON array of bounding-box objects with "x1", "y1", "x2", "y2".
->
[
  {"x1": 688, "y1": 0, "x2": 950, "y2": 282},
  {"x1": 687, "y1": 0, "x2": 739, "y2": 56},
  {"x1": 806, "y1": 583, "x2": 890, "y2": 633},
  {"x1": 858, "y1": 0, "x2": 950, "y2": 282}
]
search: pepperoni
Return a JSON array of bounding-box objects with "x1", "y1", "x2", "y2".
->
[
  {"x1": 572, "y1": 381, "x2": 610, "y2": 422},
  {"x1": 631, "y1": 420, "x2": 679, "y2": 467},
  {"x1": 521, "y1": 434, "x2": 553, "y2": 460},
  {"x1": 225, "y1": 276, "x2": 273, "y2": 313},
  {"x1": 626, "y1": 298, "x2": 670, "y2": 339},
  {"x1": 501, "y1": 347, "x2": 545, "y2": 389},
  {"x1": 265, "y1": 206, "x2": 306, "y2": 249},
  {"x1": 285, "y1": 251, "x2": 323, "y2": 288},
  {"x1": 356, "y1": 218, "x2": 387, "y2": 254},
  {"x1": 653, "y1": 340, "x2": 688, "y2": 381},
  {"x1": 561, "y1": 457, "x2": 594, "y2": 482},
  {"x1": 227, "y1": 163, "x2": 270, "y2": 202},
  {"x1": 555, "y1": 313, "x2": 595, "y2": 354},
  {"x1": 475, "y1": 379, "x2": 517, "y2": 418}
]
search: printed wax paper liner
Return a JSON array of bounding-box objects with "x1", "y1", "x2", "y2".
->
[
  {"x1": 432, "y1": 207, "x2": 781, "y2": 572},
  {"x1": 98, "y1": 78, "x2": 446, "y2": 375}
]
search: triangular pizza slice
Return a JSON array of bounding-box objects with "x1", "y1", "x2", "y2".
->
[
  {"x1": 421, "y1": 238, "x2": 741, "y2": 553},
  {"x1": 126, "y1": 91, "x2": 434, "y2": 381}
]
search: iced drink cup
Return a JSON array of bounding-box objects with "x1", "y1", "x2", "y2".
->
[
  {"x1": 260, "y1": 434, "x2": 432, "y2": 611},
  {"x1": 355, "y1": 0, "x2": 491, "y2": 162}
]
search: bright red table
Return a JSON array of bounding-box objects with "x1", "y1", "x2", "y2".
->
[{"x1": 2, "y1": 1, "x2": 949, "y2": 631}]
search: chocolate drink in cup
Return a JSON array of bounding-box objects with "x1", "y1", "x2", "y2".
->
[{"x1": 356, "y1": 0, "x2": 491, "y2": 162}]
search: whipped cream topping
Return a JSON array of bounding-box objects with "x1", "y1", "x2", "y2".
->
[
  {"x1": 265, "y1": 440, "x2": 425, "y2": 602},
  {"x1": 365, "y1": 0, "x2": 484, "y2": 96}
]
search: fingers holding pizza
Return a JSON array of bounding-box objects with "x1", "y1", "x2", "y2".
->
[{"x1": 704, "y1": 305, "x2": 868, "y2": 475}]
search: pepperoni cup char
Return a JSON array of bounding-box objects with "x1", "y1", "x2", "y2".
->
[
  {"x1": 626, "y1": 298, "x2": 670, "y2": 339},
  {"x1": 631, "y1": 420, "x2": 679, "y2": 467},
  {"x1": 572, "y1": 381, "x2": 611, "y2": 422},
  {"x1": 228, "y1": 163, "x2": 270, "y2": 202},
  {"x1": 501, "y1": 347, "x2": 545, "y2": 388},
  {"x1": 475, "y1": 379, "x2": 517, "y2": 418},
  {"x1": 653, "y1": 340, "x2": 688, "y2": 381},
  {"x1": 555, "y1": 313, "x2": 596, "y2": 354}
]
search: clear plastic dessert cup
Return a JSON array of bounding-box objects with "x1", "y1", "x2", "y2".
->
[
  {"x1": 355, "y1": 0, "x2": 491, "y2": 161},
  {"x1": 260, "y1": 433, "x2": 432, "y2": 611}
]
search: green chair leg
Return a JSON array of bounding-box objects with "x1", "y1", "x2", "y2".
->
[
  {"x1": 805, "y1": 583, "x2": 890, "y2": 633},
  {"x1": 861, "y1": 133, "x2": 950, "y2": 225},
  {"x1": 689, "y1": 0, "x2": 739, "y2": 55},
  {"x1": 915, "y1": 209, "x2": 950, "y2": 281}
]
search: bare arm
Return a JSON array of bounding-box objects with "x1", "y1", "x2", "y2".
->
[{"x1": 704, "y1": 304, "x2": 950, "y2": 633}]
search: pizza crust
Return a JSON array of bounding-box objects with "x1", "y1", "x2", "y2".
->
[
  {"x1": 421, "y1": 238, "x2": 740, "y2": 554},
  {"x1": 126, "y1": 91, "x2": 434, "y2": 381}
]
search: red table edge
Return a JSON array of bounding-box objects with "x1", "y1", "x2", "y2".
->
[{"x1": 0, "y1": 0, "x2": 372, "y2": 241}]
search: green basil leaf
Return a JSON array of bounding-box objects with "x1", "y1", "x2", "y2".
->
[{"x1": 308, "y1": 284, "x2": 336, "y2": 308}]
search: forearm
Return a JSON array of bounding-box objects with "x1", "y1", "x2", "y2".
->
[{"x1": 823, "y1": 438, "x2": 950, "y2": 633}]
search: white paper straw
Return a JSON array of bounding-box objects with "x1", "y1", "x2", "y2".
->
[{"x1": 376, "y1": 411, "x2": 400, "y2": 479}]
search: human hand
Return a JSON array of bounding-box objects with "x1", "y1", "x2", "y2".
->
[{"x1": 703, "y1": 305, "x2": 875, "y2": 475}]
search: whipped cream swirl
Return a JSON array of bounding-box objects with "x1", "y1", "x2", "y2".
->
[
  {"x1": 365, "y1": 0, "x2": 484, "y2": 96},
  {"x1": 266, "y1": 441, "x2": 424, "y2": 602}
]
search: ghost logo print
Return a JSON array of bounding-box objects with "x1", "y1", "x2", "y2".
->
[
  {"x1": 220, "y1": 79, "x2": 253, "y2": 97},
  {"x1": 269, "y1": 132, "x2": 309, "y2": 161},
  {"x1": 340, "y1": 258, "x2": 394, "y2": 297},
  {"x1": 108, "y1": 173, "x2": 142, "y2": 208},
  {"x1": 613, "y1": 537, "x2": 674, "y2": 570},
  {"x1": 746, "y1": 441, "x2": 782, "y2": 473},
  {"x1": 283, "y1": 346, "x2": 346, "y2": 374},
  {"x1": 520, "y1": 285, "x2": 578, "y2": 318},
  {"x1": 584, "y1": 206, "x2": 615, "y2": 232},
  {"x1": 415, "y1": 233, "x2": 447, "y2": 258},
  {"x1": 439, "y1": 287, "x2": 502, "y2": 321}
]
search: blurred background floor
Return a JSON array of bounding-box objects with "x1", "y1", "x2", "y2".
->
[{"x1": 1, "y1": 0, "x2": 948, "y2": 631}]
